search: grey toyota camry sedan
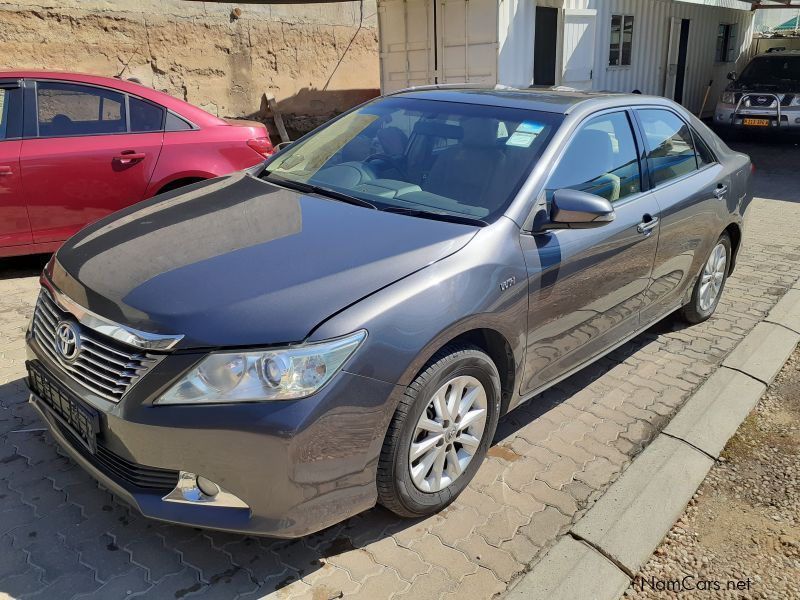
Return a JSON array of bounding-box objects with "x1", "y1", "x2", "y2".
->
[{"x1": 26, "y1": 88, "x2": 752, "y2": 537}]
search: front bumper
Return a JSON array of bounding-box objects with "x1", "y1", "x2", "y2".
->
[
  {"x1": 714, "y1": 104, "x2": 800, "y2": 130},
  {"x1": 26, "y1": 330, "x2": 399, "y2": 538}
]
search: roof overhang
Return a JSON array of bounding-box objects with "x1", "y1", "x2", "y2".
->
[{"x1": 741, "y1": 0, "x2": 800, "y2": 8}]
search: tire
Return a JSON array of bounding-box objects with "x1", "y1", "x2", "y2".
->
[
  {"x1": 680, "y1": 232, "x2": 732, "y2": 324},
  {"x1": 377, "y1": 344, "x2": 501, "y2": 518}
]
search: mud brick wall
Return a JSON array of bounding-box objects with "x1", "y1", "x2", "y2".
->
[{"x1": 0, "y1": 0, "x2": 380, "y2": 135}]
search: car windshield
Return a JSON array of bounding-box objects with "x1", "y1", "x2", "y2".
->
[
  {"x1": 739, "y1": 56, "x2": 800, "y2": 86},
  {"x1": 262, "y1": 96, "x2": 563, "y2": 223}
]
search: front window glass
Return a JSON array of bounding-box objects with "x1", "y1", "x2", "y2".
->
[
  {"x1": 36, "y1": 82, "x2": 126, "y2": 137},
  {"x1": 637, "y1": 109, "x2": 698, "y2": 186},
  {"x1": 263, "y1": 96, "x2": 563, "y2": 222},
  {"x1": 545, "y1": 111, "x2": 641, "y2": 204},
  {"x1": 739, "y1": 56, "x2": 800, "y2": 86}
]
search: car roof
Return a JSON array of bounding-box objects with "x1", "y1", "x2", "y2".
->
[
  {"x1": 386, "y1": 86, "x2": 681, "y2": 115},
  {"x1": 0, "y1": 70, "x2": 225, "y2": 127}
]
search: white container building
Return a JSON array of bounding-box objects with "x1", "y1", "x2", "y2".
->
[{"x1": 377, "y1": 0, "x2": 756, "y2": 116}]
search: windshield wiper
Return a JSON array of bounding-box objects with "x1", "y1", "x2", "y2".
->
[
  {"x1": 381, "y1": 206, "x2": 487, "y2": 227},
  {"x1": 261, "y1": 174, "x2": 377, "y2": 209}
]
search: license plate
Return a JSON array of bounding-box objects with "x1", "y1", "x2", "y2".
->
[
  {"x1": 742, "y1": 118, "x2": 770, "y2": 127},
  {"x1": 27, "y1": 361, "x2": 100, "y2": 453}
]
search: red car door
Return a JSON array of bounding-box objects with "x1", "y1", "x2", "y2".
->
[
  {"x1": 0, "y1": 82, "x2": 31, "y2": 252},
  {"x1": 21, "y1": 80, "x2": 163, "y2": 244}
]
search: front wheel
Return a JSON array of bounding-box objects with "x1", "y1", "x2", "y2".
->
[
  {"x1": 377, "y1": 344, "x2": 501, "y2": 518},
  {"x1": 680, "y1": 233, "x2": 731, "y2": 324}
]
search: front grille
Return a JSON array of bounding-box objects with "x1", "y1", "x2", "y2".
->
[
  {"x1": 746, "y1": 94, "x2": 777, "y2": 108},
  {"x1": 31, "y1": 290, "x2": 159, "y2": 402},
  {"x1": 55, "y1": 420, "x2": 180, "y2": 491}
]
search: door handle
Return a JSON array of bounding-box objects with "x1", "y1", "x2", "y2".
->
[
  {"x1": 637, "y1": 215, "x2": 659, "y2": 235},
  {"x1": 0, "y1": 166, "x2": 12, "y2": 176},
  {"x1": 113, "y1": 152, "x2": 146, "y2": 165},
  {"x1": 713, "y1": 185, "x2": 728, "y2": 199}
]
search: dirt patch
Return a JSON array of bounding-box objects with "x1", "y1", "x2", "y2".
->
[{"x1": 626, "y1": 346, "x2": 800, "y2": 599}]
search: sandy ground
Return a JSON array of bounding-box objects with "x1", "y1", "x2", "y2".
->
[{"x1": 626, "y1": 345, "x2": 800, "y2": 599}]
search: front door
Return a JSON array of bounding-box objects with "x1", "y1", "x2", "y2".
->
[
  {"x1": 534, "y1": 7, "x2": 558, "y2": 86},
  {"x1": 519, "y1": 110, "x2": 660, "y2": 395},
  {"x1": 21, "y1": 80, "x2": 162, "y2": 244},
  {"x1": 0, "y1": 82, "x2": 30, "y2": 251}
]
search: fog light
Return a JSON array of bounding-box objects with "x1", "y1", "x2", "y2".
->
[
  {"x1": 163, "y1": 471, "x2": 249, "y2": 509},
  {"x1": 197, "y1": 476, "x2": 220, "y2": 497},
  {"x1": 795, "y1": 118, "x2": 800, "y2": 124}
]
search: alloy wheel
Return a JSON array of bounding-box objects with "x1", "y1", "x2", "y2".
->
[
  {"x1": 698, "y1": 242, "x2": 727, "y2": 312},
  {"x1": 408, "y1": 375, "x2": 488, "y2": 493}
]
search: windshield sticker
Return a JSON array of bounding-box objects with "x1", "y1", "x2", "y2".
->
[
  {"x1": 506, "y1": 121, "x2": 545, "y2": 147},
  {"x1": 506, "y1": 132, "x2": 537, "y2": 148},
  {"x1": 517, "y1": 120, "x2": 546, "y2": 135}
]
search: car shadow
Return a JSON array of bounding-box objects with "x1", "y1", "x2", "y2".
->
[{"x1": 0, "y1": 254, "x2": 50, "y2": 280}]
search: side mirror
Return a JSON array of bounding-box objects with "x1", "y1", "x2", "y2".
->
[
  {"x1": 540, "y1": 188, "x2": 615, "y2": 231},
  {"x1": 727, "y1": 71, "x2": 737, "y2": 81}
]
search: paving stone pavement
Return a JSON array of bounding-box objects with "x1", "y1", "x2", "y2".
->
[{"x1": 0, "y1": 141, "x2": 798, "y2": 600}]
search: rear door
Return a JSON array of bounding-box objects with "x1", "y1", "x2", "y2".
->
[
  {"x1": 0, "y1": 80, "x2": 30, "y2": 249},
  {"x1": 634, "y1": 108, "x2": 730, "y2": 324},
  {"x1": 21, "y1": 80, "x2": 163, "y2": 244},
  {"x1": 519, "y1": 110, "x2": 660, "y2": 395}
]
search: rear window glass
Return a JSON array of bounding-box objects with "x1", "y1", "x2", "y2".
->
[{"x1": 129, "y1": 97, "x2": 164, "y2": 132}]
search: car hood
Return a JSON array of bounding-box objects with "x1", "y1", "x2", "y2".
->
[
  {"x1": 50, "y1": 173, "x2": 477, "y2": 349},
  {"x1": 727, "y1": 81, "x2": 800, "y2": 94}
]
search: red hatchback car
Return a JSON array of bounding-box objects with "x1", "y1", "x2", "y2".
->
[{"x1": 0, "y1": 71, "x2": 273, "y2": 257}]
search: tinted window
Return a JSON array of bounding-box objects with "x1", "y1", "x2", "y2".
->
[
  {"x1": 165, "y1": 112, "x2": 193, "y2": 131},
  {"x1": 36, "y1": 82, "x2": 126, "y2": 137},
  {"x1": 264, "y1": 97, "x2": 563, "y2": 222},
  {"x1": 546, "y1": 111, "x2": 641, "y2": 203},
  {"x1": 129, "y1": 96, "x2": 164, "y2": 132},
  {"x1": 637, "y1": 109, "x2": 697, "y2": 186},
  {"x1": 693, "y1": 130, "x2": 716, "y2": 168}
]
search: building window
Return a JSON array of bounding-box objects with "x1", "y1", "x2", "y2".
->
[
  {"x1": 716, "y1": 23, "x2": 738, "y2": 63},
  {"x1": 609, "y1": 15, "x2": 635, "y2": 66}
]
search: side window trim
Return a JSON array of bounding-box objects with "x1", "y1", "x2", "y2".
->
[{"x1": 631, "y1": 107, "x2": 699, "y2": 190}]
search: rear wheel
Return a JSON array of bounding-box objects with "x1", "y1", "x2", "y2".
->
[
  {"x1": 680, "y1": 233, "x2": 731, "y2": 324},
  {"x1": 377, "y1": 344, "x2": 501, "y2": 517}
]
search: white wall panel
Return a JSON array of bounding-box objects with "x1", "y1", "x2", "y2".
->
[{"x1": 378, "y1": 0, "x2": 754, "y2": 115}]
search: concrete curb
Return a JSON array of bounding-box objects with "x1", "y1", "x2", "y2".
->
[{"x1": 504, "y1": 287, "x2": 800, "y2": 600}]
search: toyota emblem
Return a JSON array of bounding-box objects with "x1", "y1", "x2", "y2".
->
[{"x1": 55, "y1": 321, "x2": 81, "y2": 362}]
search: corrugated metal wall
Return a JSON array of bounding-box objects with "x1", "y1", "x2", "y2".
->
[
  {"x1": 566, "y1": 0, "x2": 754, "y2": 115},
  {"x1": 379, "y1": 0, "x2": 755, "y2": 115}
]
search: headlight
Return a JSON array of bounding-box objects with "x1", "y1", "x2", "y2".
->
[
  {"x1": 791, "y1": 95, "x2": 800, "y2": 107},
  {"x1": 156, "y1": 330, "x2": 366, "y2": 405},
  {"x1": 721, "y1": 92, "x2": 736, "y2": 105}
]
